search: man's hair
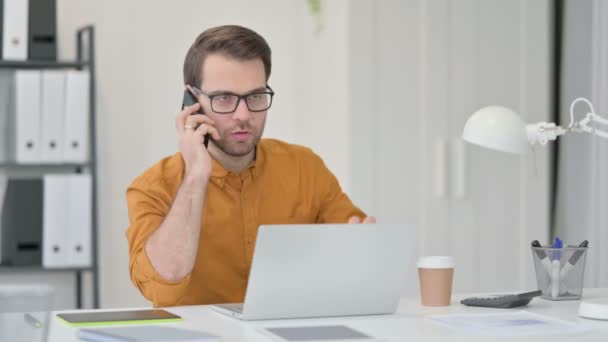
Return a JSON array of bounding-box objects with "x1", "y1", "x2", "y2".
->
[{"x1": 183, "y1": 25, "x2": 272, "y2": 88}]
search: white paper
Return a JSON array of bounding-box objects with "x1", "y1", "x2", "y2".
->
[{"x1": 429, "y1": 311, "x2": 590, "y2": 336}]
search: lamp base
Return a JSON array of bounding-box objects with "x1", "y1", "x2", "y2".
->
[{"x1": 578, "y1": 298, "x2": 608, "y2": 320}]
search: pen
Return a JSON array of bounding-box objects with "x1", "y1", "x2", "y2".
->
[
  {"x1": 550, "y1": 237, "x2": 562, "y2": 299},
  {"x1": 24, "y1": 313, "x2": 43, "y2": 328},
  {"x1": 560, "y1": 240, "x2": 589, "y2": 280},
  {"x1": 531, "y1": 240, "x2": 553, "y2": 274}
]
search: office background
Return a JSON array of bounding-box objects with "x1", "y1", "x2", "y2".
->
[{"x1": 2, "y1": 0, "x2": 606, "y2": 310}]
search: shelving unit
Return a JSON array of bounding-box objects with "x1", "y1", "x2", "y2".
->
[{"x1": 0, "y1": 26, "x2": 99, "y2": 309}]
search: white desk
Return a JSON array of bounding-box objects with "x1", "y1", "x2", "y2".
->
[{"x1": 44, "y1": 288, "x2": 608, "y2": 341}]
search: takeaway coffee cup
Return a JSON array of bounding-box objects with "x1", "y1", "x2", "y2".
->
[{"x1": 417, "y1": 256, "x2": 455, "y2": 306}]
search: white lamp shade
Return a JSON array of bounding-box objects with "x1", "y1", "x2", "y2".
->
[{"x1": 462, "y1": 106, "x2": 529, "y2": 154}]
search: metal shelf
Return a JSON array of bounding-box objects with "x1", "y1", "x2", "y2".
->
[
  {"x1": 0, "y1": 265, "x2": 94, "y2": 273},
  {"x1": 0, "y1": 26, "x2": 99, "y2": 310},
  {"x1": 0, "y1": 60, "x2": 87, "y2": 69},
  {"x1": 0, "y1": 162, "x2": 90, "y2": 168}
]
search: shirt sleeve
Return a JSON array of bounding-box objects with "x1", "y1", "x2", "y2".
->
[
  {"x1": 311, "y1": 154, "x2": 367, "y2": 223},
  {"x1": 125, "y1": 178, "x2": 193, "y2": 307}
]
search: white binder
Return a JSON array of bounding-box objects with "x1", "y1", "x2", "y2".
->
[
  {"x1": 2, "y1": 0, "x2": 29, "y2": 60},
  {"x1": 42, "y1": 174, "x2": 68, "y2": 268},
  {"x1": 0, "y1": 71, "x2": 11, "y2": 162},
  {"x1": 40, "y1": 70, "x2": 65, "y2": 163},
  {"x1": 63, "y1": 71, "x2": 90, "y2": 163},
  {"x1": 66, "y1": 174, "x2": 92, "y2": 267},
  {"x1": 14, "y1": 70, "x2": 42, "y2": 164}
]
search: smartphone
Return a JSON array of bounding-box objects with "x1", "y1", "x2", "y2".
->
[{"x1": 182, "y1": 89, "x2": 209, "y2": 147}]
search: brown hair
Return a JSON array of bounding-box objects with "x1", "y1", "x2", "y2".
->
[{"x1": 183, "y1": 25, "x2": 272, "y2": 88}]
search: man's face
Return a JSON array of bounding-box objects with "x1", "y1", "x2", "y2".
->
[{"x1": 198, "y1": 53, "x2": 268, "y2": 157}]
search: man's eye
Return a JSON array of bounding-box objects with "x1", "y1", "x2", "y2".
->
[{"x1": 216, "y1": 95, "x2": 232, "y2": 102}]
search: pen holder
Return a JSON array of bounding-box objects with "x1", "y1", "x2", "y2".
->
[{"x1": 531, "y1": 246, "x2": 588, "y2": 301}]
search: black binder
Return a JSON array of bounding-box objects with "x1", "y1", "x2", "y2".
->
[
  {"x1": 28, "y1": 0, "x2": 57, "y2": 60},
  {"x1": 0, "y1": 179, "x2": 43, "y2": 265}
]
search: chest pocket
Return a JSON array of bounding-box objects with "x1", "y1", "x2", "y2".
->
[{"x1": 257, "y1": 190, "x2": 318, "y2": 225}]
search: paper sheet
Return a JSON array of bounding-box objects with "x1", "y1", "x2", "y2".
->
[{"x1": 429, "y1": 310, "x2": 590, "y2": 336}]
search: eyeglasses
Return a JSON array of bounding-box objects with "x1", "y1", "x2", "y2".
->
[{"x1": 190, "y1": 85, "x2": 275, "y2": 114}]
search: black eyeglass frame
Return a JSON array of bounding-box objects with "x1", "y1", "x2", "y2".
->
[{"x1": 190, "y1": 85, "x2": 275, "y2": 114}]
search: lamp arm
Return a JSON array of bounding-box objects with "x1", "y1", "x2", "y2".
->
[
  {"x1": 576, "y1": 113, "x2": 608, "y2": 138},
  {"x1": 567, "y1": 97, "x2": 608, "y2": 138},
  {"x1": 568, "y1": 97, "x2": 597, "y2": 127}
]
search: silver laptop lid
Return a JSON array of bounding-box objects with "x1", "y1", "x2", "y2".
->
[{"x1": 241, "y1": 223, "x2": 415, "y2": 320}]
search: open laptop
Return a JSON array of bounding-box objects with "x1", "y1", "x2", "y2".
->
[{"x1": 212, "y1": 223, "x2": 415, "y2": 320}]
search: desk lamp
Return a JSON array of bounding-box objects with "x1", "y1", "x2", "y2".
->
[{"x1": 462, "y1": 97, "x2": 608, "y2": 320}]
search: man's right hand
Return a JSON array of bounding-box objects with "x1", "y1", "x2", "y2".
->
[{"x1": 175, "y1": 102, "x2": 220, "y2": 180}]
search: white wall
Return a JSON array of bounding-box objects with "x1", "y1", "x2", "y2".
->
[
  {"x1": 50, "y1": 0, "x2": 552, "y2": 307},
  {"x1": 349, "y1": 0, "x2": 551, "y2": 294}
]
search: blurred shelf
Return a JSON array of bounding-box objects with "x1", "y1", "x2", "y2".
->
[
  {"x1": 0, "y1": 60, "x2": 87, "y2": 69},
  {"x1": 0, "y1": 265, "x2": 93, "y2": 273},
  {"x1": 0, "y1": 162, "x2": 91, "y2": 168},
  {"x1": 0, "y1": 25, "x2": 100, "y2": 309}
]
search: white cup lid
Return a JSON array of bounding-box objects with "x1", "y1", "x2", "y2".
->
[{"x1": 417, "y1": 256, "x2": 455, "y2": 269}]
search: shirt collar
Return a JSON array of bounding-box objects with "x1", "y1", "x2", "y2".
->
[{"x1": 210, "y1": 142, "x2": 265, "y2": 180}]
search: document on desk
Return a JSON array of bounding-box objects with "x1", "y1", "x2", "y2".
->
[{"x1": 429, "y1": 311, "x2": 590, "y2": 336}]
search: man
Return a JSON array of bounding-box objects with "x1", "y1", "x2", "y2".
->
[{"x1": 126, "y1": 25, "x2": 375, "y2": 307}]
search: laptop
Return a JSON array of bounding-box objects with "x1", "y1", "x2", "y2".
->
[{"x1": 211, "y1": 223, "x2": 415, "y2": 320}]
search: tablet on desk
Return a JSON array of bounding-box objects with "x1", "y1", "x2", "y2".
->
[
  {"x1": 263, "y1": 325, "x2": 377, "y2": 341},
  {"x1": 56, "y1": 309, "x2": 181, "y2": 327}
]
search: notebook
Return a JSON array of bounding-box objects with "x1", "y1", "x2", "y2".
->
[
  {"x1": 56, "y1": 309, "x2": 181, "y2": 327},
  {"x1": 78, "y1": 326, "x2": 219, "y2": 342}
]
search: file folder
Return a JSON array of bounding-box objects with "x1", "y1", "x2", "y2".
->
[
  {"x1": 0, "y1": 174, "x2": 7, "y2": 260},
  {"x1": 14, "y1": 70, "x2": 42, "y2": 163},
  {"x1": 42, "y1": 174, "x2": 68, "y2": 268},
  {"x1": 27, "y1": 0, "x2": 56, "y2": 60},
  {"x1": 40, "y1": 70, "x2": 64, "y2": 163},
  {"x1": 0, "y1": 71, "x2": 10, "y2": 162},
  {"x1": 63, "y1": 71, "x2": 89, "y2": 163},
  {"x1": 2, "y1": 0, "x2": 29, "y2": 60},
  {"x1": 66, "y1": 174, "x2": 92, "y2": 267},
  {"x1": 1, "y1": 178, "x2": 43, "y2": 265}
]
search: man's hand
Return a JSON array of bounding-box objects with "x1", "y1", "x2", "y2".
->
[
  {"x1": 347, "y1": 216, "x2": 377, "y2": 224},
  {"x1": 176, "y1": 99, "x2": 220, "y2": 180}
]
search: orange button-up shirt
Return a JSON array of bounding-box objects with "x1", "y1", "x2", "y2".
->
[{"x1": 126, "y1": 139, "x2": 365, "y2": 307}]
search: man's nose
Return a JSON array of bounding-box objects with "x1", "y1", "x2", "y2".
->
[{"x1": 231, "y1": 98, "x2": 252, "y2": 121}]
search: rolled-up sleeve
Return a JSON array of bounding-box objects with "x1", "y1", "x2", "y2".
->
[{"x1": 125, "y1": 178, "x2": 192, "y2": 307}]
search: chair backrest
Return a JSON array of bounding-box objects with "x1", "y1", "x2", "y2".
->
[
  {"x1": 0, "y1": 284, "x2": 54, "y2": 312},
  {"x1": 0, "y1": 284, "x2": 54, "y2": 342}
]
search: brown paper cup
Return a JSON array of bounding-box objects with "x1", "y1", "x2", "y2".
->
[{"x1": 417, "y1": 256, "x2": 455, "y2": 306}]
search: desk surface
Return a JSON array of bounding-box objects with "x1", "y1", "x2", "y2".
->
[{"x1": 39, "y1": 288, "x2": 608, "y2": 341}]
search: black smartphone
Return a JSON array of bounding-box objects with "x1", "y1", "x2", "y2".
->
[{"x1": 182, "y1": 89, "x2": 209, "y2": 147}]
